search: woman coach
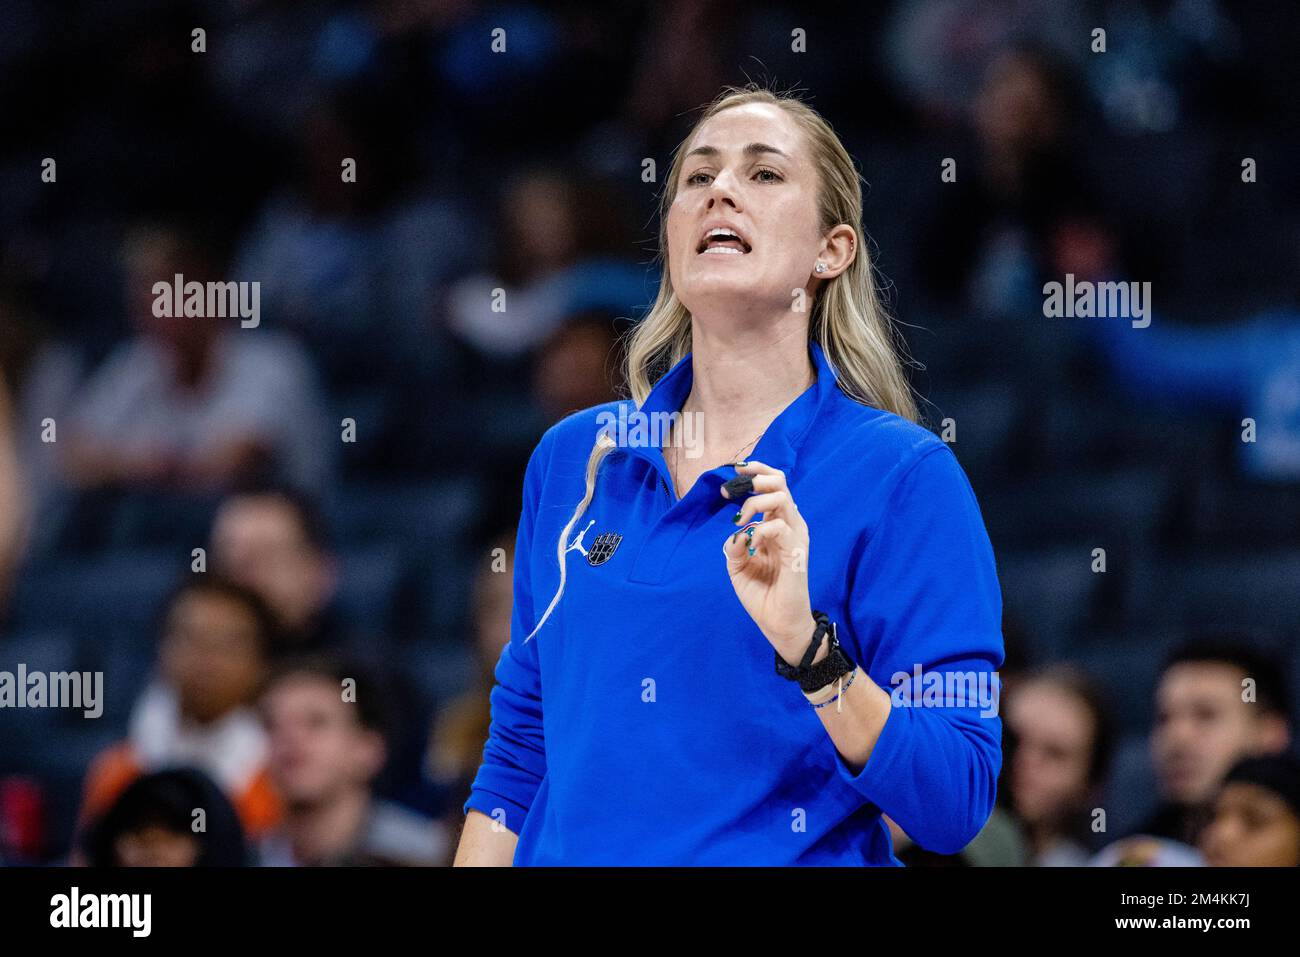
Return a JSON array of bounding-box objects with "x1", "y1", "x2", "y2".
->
[{"x1": 455, "y1": 85, "x2": 1004, "y2": 866}]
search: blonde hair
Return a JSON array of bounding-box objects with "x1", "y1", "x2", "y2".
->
[{"x1": 524, "y1": 84, "x2": 918, "y2": 642}]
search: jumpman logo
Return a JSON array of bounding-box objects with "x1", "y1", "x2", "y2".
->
[{"x1": 565, "y1": 519, "x2": 597, "y2": 558}]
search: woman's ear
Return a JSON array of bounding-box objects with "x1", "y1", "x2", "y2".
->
[{"x1": 815, "y1": 224, "x2": 858, "y2": 279}]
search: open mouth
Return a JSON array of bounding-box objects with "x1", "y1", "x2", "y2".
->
[{"x1": 697, "y1": 227, "x2": 752, "y2": 256}]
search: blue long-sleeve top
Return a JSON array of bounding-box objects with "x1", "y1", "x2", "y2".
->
[{"x1": 464, "y1": 338, "x2": 1005, "y2": 865}]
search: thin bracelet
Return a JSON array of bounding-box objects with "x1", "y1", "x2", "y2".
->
[
  {"x1": 807, "y1": 668, "x2": 857, "y2": 711},
  {"x1": 802, "y1": 678, "x2": 839, "y2": 706},
  {"x1": 795, "y1": 665, "x2": 847, "y2": 712}
]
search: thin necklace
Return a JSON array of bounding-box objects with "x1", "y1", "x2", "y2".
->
[
  {"x1": 665, "y1": 364, "x2": 815, "y2": 499},
  {"x1": 666, "y1": 403, "x2": 763, "y2": 500}
]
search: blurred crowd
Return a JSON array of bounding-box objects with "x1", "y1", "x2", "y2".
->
[{"x1": 1, "y1": 0, "x2": 1298, "y2": 866}]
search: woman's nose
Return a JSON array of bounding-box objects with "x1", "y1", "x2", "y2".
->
[{"x1": 706, "y1": 170, "x2": 741, "y2": 209}]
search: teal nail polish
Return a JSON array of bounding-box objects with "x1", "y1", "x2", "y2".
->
[
  {"x1": 747, "y1": 546, "x2": 756, "y2": 556},
  {"x1": 733, "y1": 511, "x2": 742, "y2": 524}
]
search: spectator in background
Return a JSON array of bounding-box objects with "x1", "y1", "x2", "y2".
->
[
  {"x1": 621, "y1": 0, "x2": 743, "y2": 142},
  {"x1": 78, "y1": 578, "x2": 282, "y2": 841},
  {"x1": 916, "y1": 45, "x2": 1110, "y2": 320},
  {"x1": 1112, "y1": 639, "x2": 1291, "y2": 852},
  {"x1": 0, "y1": 286, "x2": 82, "y2": 561},
  {"x1": 80, "y1": 768, "x2": 250, "y2": 867},
  {"x1": 442, "y1": 167, "x2": 582, "y2": 363},
  {"x1": 1201, "y1": 754, "x2": 1300, "y2": 867},
  {"x1": 0, "y1": 369, "x2": 27, "y2": 611},
  {"x1": 208, "y1": 485, "x2": 433, "y2": 809},
  {"x1": 210, "y1": 487, "x2": 343, "y2": 654},
  {"x1": 1088, "y1": 834, "x2": 1205, "y2": 867},
  {"x1": 1005, "y1": 665, "x2": 1115, "y2": 865},
  {"x1": 231, "y1": 90, "x2": 472, "y2": 389},
  {"x1": 451, "y1": 308, "x2": 635, "y2": 484},
  {"x1": 441, "y1": 168, "x2": 648, "y2": 365},
  {"x1": 533, "y1": 311, "x2": 628, "y2": 425},
  {"x1": 883, "y1": 1, "x2": 1089, "y2": 123},
  {"x1": 258, "y1": 656, "x2": 447, "y2": 866},
  {"x1": 210, "y1": 487, "x2": 435, "y2": 820},
  {"x1": 60, "y1": 221, "x2": 331, "y2": 500},
  {"x1": 426, "y1": 527, "x2": 514, "y2": 837}
]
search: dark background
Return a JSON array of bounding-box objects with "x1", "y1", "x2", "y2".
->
[{"x1": 1, "y1": 0, "x2": 1298, "y2": 864}]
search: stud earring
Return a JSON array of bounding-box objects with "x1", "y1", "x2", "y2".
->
[{"x1": 814, "y1": 262, "x2": 827, "y2": 274}]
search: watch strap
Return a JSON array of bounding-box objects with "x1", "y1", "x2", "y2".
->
[
  {"x1": 774, "y1": 611, "x2": 855, "y2": 692},
  {"x1": 794, "y1": 634, "x2": 855, "y2": 694},
  {"x1": 774, "y1": 611, "x2": 831, "y2": 681}
]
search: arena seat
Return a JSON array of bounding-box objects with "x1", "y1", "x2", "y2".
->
[
  {"x1": 1126, "y1": 551, "x2": 1300, "y2": 633},
  {"x1": 997, "y1": 547, "x2": 1110, "y2": 660},
  {"x1": 332, "y1": 543, "x2": 409, "y2": 642},
  {"x1": 982, "y1": 470, "x2": 1171, "y2": 552},
  {"x1": 8, "y1": 550, "x2": 184, "y2": 640}
]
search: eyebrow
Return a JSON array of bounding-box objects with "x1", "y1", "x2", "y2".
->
[{"x1": 684, "y1": 142, "x2": 789, "y2": 161}]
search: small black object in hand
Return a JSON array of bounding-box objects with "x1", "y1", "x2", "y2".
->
[{"x1": 721, "y1": 474, "x2": 754, "y2": 500}]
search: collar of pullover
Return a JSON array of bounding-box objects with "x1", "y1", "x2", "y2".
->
[{"x1": 617, "y1": 337, "x2": 840, "y2": 489}]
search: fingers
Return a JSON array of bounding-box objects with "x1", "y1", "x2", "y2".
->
[
  {"x1": 719, "y1": 472, "x2": 781, "y2": 499},
  {"x1": 733, "y1": 460, "x2": 786, "y2": 490},
  {"x1": 724, "y1": 461, "x2": 804, "y2": 525},
  {"x1": 722, "y1": 518, "x2": 797, "y2": 568},
  {"x1": 730, "y1": 488, "x2": 805, "y2": 531},
  {"x1": 721, "y1": 461, "x2": 787, "y2": 501},
  {"x1": 747, "y1": 518, "x2": 795, "y2": 554},
  {"x1": 731, "y1": 490, "x2": 788, "y2": 528},
  {"x1": 722, "y1": 521, "x2": 753, "y2": 569}
]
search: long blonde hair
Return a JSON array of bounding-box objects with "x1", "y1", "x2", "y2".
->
[{"x1": 524, "y1": 84, "x2": 918, "y2": 642}]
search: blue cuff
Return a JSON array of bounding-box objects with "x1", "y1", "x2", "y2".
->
[{"x1": 463, "y1": 785, "x2": 531, "y2": 838}]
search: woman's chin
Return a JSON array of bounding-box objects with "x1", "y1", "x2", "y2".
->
[{"x1": 680, "y1": 270, "x2": 768, "y2": 303}]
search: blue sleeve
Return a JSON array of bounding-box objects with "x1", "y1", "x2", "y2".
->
[
  {"x1": 835, "y1": 443, "x2": 1004, "y2": 855},
  {"x1": 462, "y1": 430, "x2": 554, "y2": 835}
]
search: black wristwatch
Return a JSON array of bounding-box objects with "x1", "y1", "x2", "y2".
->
[{"x1": 774, "y1": 610, "x2": 856, "y2": 693}]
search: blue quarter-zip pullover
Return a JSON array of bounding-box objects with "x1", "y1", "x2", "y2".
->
[{"x1": 464, "y1": 338, "x2": 1004, "y2": 865}]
